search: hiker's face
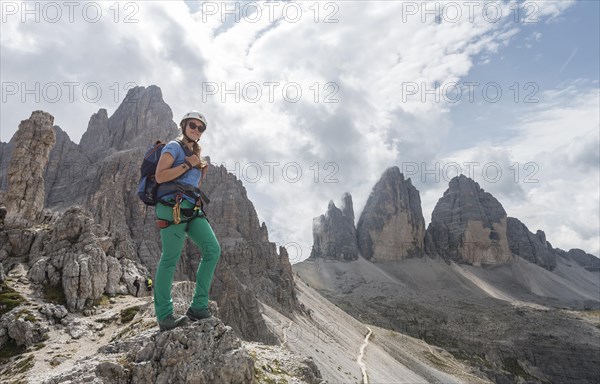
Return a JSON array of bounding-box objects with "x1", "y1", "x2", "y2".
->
[{"x1": 186, "y1": 119, "x2": 205, "y2": 139}]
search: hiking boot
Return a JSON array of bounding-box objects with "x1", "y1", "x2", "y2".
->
[
  {"x1": 186, "y1": 307, "x2": 212, "y2": 321},
  {"x1": 158, "y1": 314, "x2": 189, "y2": 331}
]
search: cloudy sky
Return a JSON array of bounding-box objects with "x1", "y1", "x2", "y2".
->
[{"x1": 1, "y1": 0, "x2": 598, "y2": 261}]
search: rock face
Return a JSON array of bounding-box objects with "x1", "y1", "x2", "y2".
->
[
  {"x1": 563, "y1": 248, "x2": 600, "y2": 271},
  {"x1": 43, "y1": 125, "x2": 94, "y2": 211},
  {"x1": 310, "y1": 193, "x2": 358, "y2": 260},
  {"x1": 0, "y1": 141, "x2": 13, "y2": 193},
  {"x1": 0, "y1": 306, "x2": 49, "y2": 349},
  {"x1": 200, "y1": 165, "x2": 299, "y2": 342},
  {"x1": 3, "y1": 111, "x2": 56, "y2": 226},
  {"x1": 26, "y1": 206, "x2": 148, "y2": 310},
  {"x1": 505, "y1": 219, "x2": 600, "y2": 271},
  {"x1": 507, "y1": 217, "x2": 557, "y2": 270},
  {"x1": 79, "y1": 86, "x2": 179, "y2": 163},
  {"x1": 425, "y1": 175, "x2": 512, "y2": 265},
  {"x1": 357, "y1": 166, "x2": 425, "y2": 261},
  {"x1": 42, "y1": 318, "x2": 255, "y2": 384}
]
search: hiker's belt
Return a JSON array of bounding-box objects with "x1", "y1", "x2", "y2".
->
[
  {"x1": 156, "y1": 182, "x2": 210, "y2": 206},
  {"x1": 156, "y1": 191, "x2": 207, "y2": 230},
  {"x1": 155, "y1": 183, "x2": 210, "y2": 230},
  {"x1": 155, "y1": 206, "x2": 206, "y2": 229}
]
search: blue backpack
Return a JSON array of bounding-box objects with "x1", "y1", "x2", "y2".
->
[{"x1": 137, "y1": 140, "x2": 190, "y2": 206}]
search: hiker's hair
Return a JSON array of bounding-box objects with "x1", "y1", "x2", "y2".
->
[{"x1": 179, "y1": 119, "x2": 202, "y2": 166}]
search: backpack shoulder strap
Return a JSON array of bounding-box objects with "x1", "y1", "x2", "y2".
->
[{"x1": 176, "y1": 139, "x2": 193, "y2": 157}]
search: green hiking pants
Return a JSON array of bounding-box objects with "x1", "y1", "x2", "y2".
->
[{"x1": 154, "y1": 199, "x2": 221, "y2": 322}]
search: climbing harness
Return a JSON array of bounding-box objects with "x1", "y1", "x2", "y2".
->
[{"x1": 155, "y1": 186, "x2": 209, "y2": 231}]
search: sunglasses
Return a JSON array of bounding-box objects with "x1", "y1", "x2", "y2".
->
[{"x1": 188, "y1": 122, "x2": 206, "y2": 132}]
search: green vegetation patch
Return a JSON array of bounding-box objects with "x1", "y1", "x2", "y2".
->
[
  {"x1": 423, "y1": 351, "x2": 453, "y2": 370},
  {"x1": 112, "y1": 318, "x2": 143, "y2": 341},
  {"x1": 16, "y1": 309, "x2": 38, "y2": 323},
  {"x1": 120, "y1": 306, "x2": 140, "y2": 323},
  {"x1": 0, "y1": 282, "x2": 26, "y2": 316},
  {"x1": 1, "y1": 353, "x2": 34, "y2": 376},
  {"x1": 254, "y1": 365, "x2": 278, "y2": 384},
  {"x1": 94, "y1": 295, "x2": 110, "y2": 307},
  {"x1": 0, "y1": 339, "x2": 27, "y2": 362},
  {"x1": 32, "y1": 343, "x2": 45, "y2": 351},
  {"x1": 43, "y1": 284, "x2": 67, "y2": 306},
  {"x1": 503, "y1": 357, "x2": 538, "y2": 381}
]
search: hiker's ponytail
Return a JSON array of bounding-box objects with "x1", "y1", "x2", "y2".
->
[
  {"x1": 179, "y1": 119, "x2": 202, "y2": 169},
  {"x1": 192, "y1": 141, "x2": 202, "y2": 166}
]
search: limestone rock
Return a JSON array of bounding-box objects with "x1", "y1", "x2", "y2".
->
[
  {"x1": 310, "y1": 193, "x2": 358, "y2": 260},
  {"x1": 43, "y1": 125, "x2": 94, "y2": 211},
  {"x1": 246, "y1": 342, "x2": 323, "y2": 384},
  {"x1": 425, "y1": 175, "x2": 511, "y2": 265},
  {"x1": 3, "y1": 111, "x2": 56, "y2": 226},
  {"x1": 27, "y1": 206, "x2": 149, "y2": 310},
  {"x1": 39, "y1": 304, "x2": 68, "y2": 323},
  {"x1": 79, "y1": 85, "x2": 180, "y2": 163},
  {"x1": 559, "y1": 248, "x2": 600, "y2": 272},
  {"x1": 1, "y1": 228, "x2": 37, "y2": 261},
  {"x1": 357, "y1": 166, "x2": 425, "y2": 261},
  {"x1": 0, "y1": 204, "x2": 6, "y2": 229},
  {"x1": 506, "y1": 217, "x2": 557, "y2": 270},
  {"x1": 0, "y1": 141, "x2": 13, "y2": 192},
  {"x1": 210, "y1": 268, "x2": 275, "y2": 342},
  {"x1": 42, "y1": 318, "x2": 255, "y2": 384},
  {"x1": 0, "y1": 307, "x2": 49, "y2": 348},
  {"x1": 105, "y1": 256, "x2": 123, "y2": 295},
  {"x1": 64, "y1": 319, "x2": 89, "y2": 339}
]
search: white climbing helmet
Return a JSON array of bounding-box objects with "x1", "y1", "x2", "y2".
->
[{"x1": 180, "y1": 111, "x2": 207, "y2": 128}]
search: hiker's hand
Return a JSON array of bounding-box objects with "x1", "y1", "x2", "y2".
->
[
  {"x1": 200, "y1": 157, "x2": 209, "y2": 170},
  {"x1": 186, "y1": 155, "x2": 200, "y2": 167}
]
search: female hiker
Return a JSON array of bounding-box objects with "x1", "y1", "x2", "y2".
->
[{"x1": 153, "y1": 111, "x2": 221, "y2": 331}]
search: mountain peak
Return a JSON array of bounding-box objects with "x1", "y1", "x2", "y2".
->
[
  {"x1": 79, "y1": 85, "x2": 179, "y2": 161},
  {"x1": 426, "y1": 176, "x2": 509, "y2": 264},
  {"x1": 310, "y1": 194, "x2": 358, "y2": 261},
  {"x1": 357, "y1": 166, "x2": 425, "y2": 261},
  {"x1": 340, "y1": 192, "x2": 355, "y2": 222}
]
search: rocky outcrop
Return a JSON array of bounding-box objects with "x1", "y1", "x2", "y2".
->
[
  {"x1": 425, "y1": 175, "x2": 512, "y2": 265},
  {"x1": 38, "y1": 303, "x2": 68, "y2": 323},
  {"x1": 310, "y1": 193, "x2": 358, "y2": 261},
  {"x1": 0, "y1": 141, "x2": 13, "y2": 193},
  {"x1": 247, "y1": 341, "x2": 323, "y2": 384},
  {"x1": 357, "y1": 167, "x2": 425, "y2": 261},
  {"x1": 0, "y1": 306, "x2": 49, "y2": 349},
  {"x1": 28, "y1": 283, "x2": 321, "y2": 384},
  {"x1": 507, "y1": 217, "x2": 557, "y2": 270},
  {"x1": 26, "y1": 206, "x2": 148, "y2": 310},
  {"x1": 42, "y1": 318, "x2": 255, "y2": 384},
  {"x1": 2, "y1": 111, "x2": 56, "y2": 226}
]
